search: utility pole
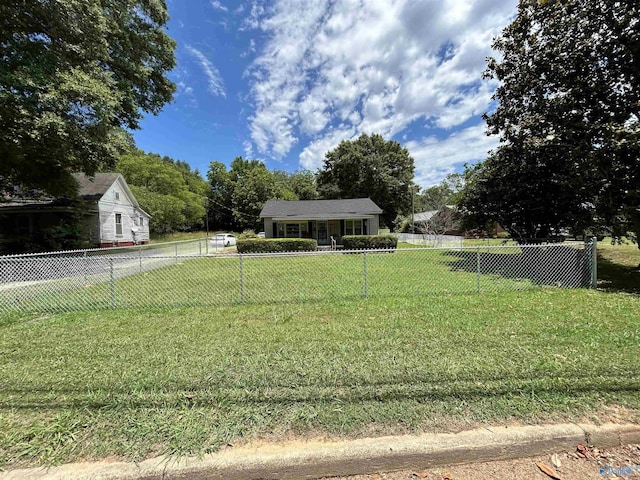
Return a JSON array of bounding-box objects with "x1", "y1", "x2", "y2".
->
[
  {"x1": 411, "y1": 184, "x2": 415, "y2": 234},
  {"x1": 204, "y1": 197, "x2": 210, "y2": 255}
]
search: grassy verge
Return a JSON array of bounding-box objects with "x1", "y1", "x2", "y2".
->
[
  {"x1": 150, "y1": 231, "x2": 212, "y2": 243},
  {"x1": 1, "y1": 288, "x2": 639, "y2": 468}
]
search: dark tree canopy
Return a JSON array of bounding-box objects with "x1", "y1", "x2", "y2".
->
[
  {"x1": 206, "y1": 157, "x2": 317, "y2": 232},
  {"x1": 459, "y1": 0, "x2": 640, "y2": 242},
  {"x1": 317, "y1": 133, "x2": 415, "y2": 231},
  {"x1": 0, "y1": 0, "x2": 176, "y2": 197}
]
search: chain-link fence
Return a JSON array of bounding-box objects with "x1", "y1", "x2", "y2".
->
[
  {"x1": 0, "y1": 240, "x2": 596, "y2": 314},
  {"x1": 393, "y1": 233, "x2": 464, "y2": 248}
]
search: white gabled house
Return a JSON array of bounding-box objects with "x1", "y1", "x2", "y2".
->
[
  {"x1": 0, "y1": 173, "x2": 151, "y2": 250},
  {"x1": 74, "y1": 173, "x2": 151, "y2": 247}
]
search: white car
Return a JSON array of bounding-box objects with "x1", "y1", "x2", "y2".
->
[
  {"x1": 257, "y1": 231, "x2": 266, "y2": 238},
  {"x1": 211, "y1": 233, "x2": 236, "y2": 247}
]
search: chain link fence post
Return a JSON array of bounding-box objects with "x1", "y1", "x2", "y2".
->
[
  {"x1": 175, "y1": 244, "x2": 178, "y2": 264},
  {"x1": 591, "y1": 237, "x2": 598, "y2": 288},
  {"x1": 109, "y1": 257, "x2": 115, "y2": 309},
  {"x1": 199, "y1": 238, "x2": 202, "y2": 256},
  {"x1": 363, "y1": 251, "x2": 368, "y2": 299},
  {"x1": 139, "y1": 245, "x2": 143, "y2": 273},
  {"x1": 83, "y1": 250, "x2": 88, "y2": 286},
  {"x1": 239, "y1": 254, "x2": 244, "y2": 304},
  {"x1": 476, "y1": 246, "x2": 481, "y2": 293}
]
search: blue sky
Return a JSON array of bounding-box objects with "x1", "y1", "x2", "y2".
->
[{"x1": 133, "y1": 0, "x2": 518, "y2": 189}]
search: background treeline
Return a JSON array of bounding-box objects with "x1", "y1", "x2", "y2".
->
[
  {"x1": 115, "y1": 149, "x2": 320, "y2": 234},
  {"x1": 118, "y1": 134, "x2": 423, "y2": 235}
]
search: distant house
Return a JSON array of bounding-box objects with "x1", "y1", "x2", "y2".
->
[
  {"x1": 411, "y1": 205, "x2": 461, "y2": 235},
  {"x1": 0, "y1": 173, "x2": 150, "y2": 251},
  {"x1": 259, "y1": 198, "x2": 382, "y2": 246}
]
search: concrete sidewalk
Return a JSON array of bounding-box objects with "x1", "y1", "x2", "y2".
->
[{"x1": 2, "y1": 423, "x2": 639, "y2": 480}]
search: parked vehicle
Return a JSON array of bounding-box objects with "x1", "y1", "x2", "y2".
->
[
  {"x1": 257, "y1": 231, "x2": 266, "y2": 238},
  {"x1": 211, "y1": 233, "x2": 236, "y2": 247}
]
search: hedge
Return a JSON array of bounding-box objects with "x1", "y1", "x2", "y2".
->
[
  {"x1": 341, "y1": 235, "x2": 398, "y2": 250},
  {"x1": 236, "y1": 238, "x2": 318, "y2": 253}
]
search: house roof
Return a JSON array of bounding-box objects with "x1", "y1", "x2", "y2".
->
[
  {"x1": 413, "y1": 205, "x2": 457, "y2": 223},
  {"x1": 414, "y1": 210, "x2": 438, "y2": 222},
  {"x1": 260, "y1": 198, "x2": 382, "y2": 220},
  {"x1": 72, "y1": 173, "x2": 121, "y2": 201},
  {"x1": 0, "y1": 173, "x2": 151, "y2": 217}
]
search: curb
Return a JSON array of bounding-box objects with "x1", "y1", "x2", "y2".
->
[{"x1": 2, "y1": 423, "x2": 640, "y2": 480}]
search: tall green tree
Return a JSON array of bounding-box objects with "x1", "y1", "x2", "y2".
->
[
  {"x1": 117, "y1": 150, "x2": 207, "y2": 233},
  {"x1": 417, "y1": 173, "x2": 464, "y2": 211},
  {"x1": 317, "y1": 133, "x2": 415, "y2": 231},
  {"x1": 232, "y1": 166, "x2": 282, "y2": 230},
  {"x1": 273, "y1": 170, "x2": 318, "y2": 201},
  {"x1": 206, "y1": 158, "x2": 314, "y2": 231},
  {"x1": 206, "y1": 161, "x2": 236, "y2": 231},
  {"x1": 459, "y1": 0, "x2": 640, "y2": 242},
  {"x1": 0, "y1": 0, "x2": 176, "y2": 197}
]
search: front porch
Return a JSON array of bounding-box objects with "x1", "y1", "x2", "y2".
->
[{"x1": 268, "y1": 218, "x2": 377, "y2": 246}]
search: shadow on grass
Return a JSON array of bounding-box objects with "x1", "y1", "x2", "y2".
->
[
  {"x1": 597, "y1": 256, "x2": 640, "y2": 294},
  {"x1": 444, "y1": 247, "x2": 591, "y2": 288},
  {"x1": 1, "y1": 372, "x2": 639, "y2": 410}
]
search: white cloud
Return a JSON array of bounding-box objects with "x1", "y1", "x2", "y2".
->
[
  {"x1": 210, "y1": 1, "x2": 228, "y2": 12},
  {"x1": 407, "y1": 123, "x2": 499, "y2": 187},
  {"x1": 240, "y1": 2, "x2": 265, "y2": 30},
  {"x1": 299, "y1": 126, "x2": 357, "y2": 170},
  {"x1": 185, "y1": 46, "x2": 226, "y2": 98},
  {"x1": 177, "y1": 81, "x2": 194, "y2": 96},
  {"x1": 243, "y1": 140, "x2": 254, "y2": 158},
  {"x1": 243, "y1": 0, "x2": 517, "y2": 178}
]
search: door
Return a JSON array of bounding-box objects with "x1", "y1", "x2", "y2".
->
[{"x1": 317, "y1": 221, "x2": 328, "y2": 245}]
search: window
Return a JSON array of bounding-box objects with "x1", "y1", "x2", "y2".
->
[
  {"x1": 286, "y1": 223, "x2": 300, "y2": 237},
  {"x1": 17, "y1": 215, "x2": 30, "y2": 235},
  {"x1": 115, "y1": 191, "x2": 120, "y2": 201},
  {"x1": 140, "y1": 218, "x2": 144, "y2": 227},
  {"x1": 345, "y1": 219, "x2": 363, "y2": 235},
  {"x1": 115, "y1": 213, "x2": 123, "y2": 235},
  {"x1": 277, "y1": 222, "x2": 308, "y2": 238}
]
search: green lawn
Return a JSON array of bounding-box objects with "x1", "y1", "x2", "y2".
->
[
  {"x1": 0, "y1": 242, "x2": 639, "y2": 469},
  {"x1": 149, "y1": 231, "x2": 211, "y2": 243}
]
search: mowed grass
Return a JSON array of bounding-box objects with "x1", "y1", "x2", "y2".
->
[
  {"x1": 1, "y1": 289, "x2": 639, "y2": 468},
  {"x1": 0, "y1": 241, "x2": 639, "y2": 468}
]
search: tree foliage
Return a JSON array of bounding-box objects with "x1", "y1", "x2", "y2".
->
[
  {"x1": 459, "y1": 0, "x2": 640, "y2": 242},
  {"x1": 417, "y1": 173, "x2": 464, "y2": 211},
  {"x1": 206, "y1": 157, "x2": 317, "y2": 232},
  {"x1": 116, "y1": 149, "x2": 208, "y2": 233},
  {"x1": 0, "y1": 0, "x2": 176, "y2": 197},
  {"x1": 316, "y1": 133, "x2": 415, "y2": 231}
]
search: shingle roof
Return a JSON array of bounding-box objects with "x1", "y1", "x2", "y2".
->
[
  {"x1": 413, "y1": 211, "x2": 438, "y2": 222},
  {"x1": 260, "y1": 198, "x2": 382, "y2": 219},
  {"x1": 72, "y1": 173, "x2": 121, "y2": 200},
  {"x1": 413, "y1": 205, "x2": 457, "y2": 223}
]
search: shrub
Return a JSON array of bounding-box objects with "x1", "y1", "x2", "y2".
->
[
  {"x1": 237, "y1": 238, "x2": 317, "y2": 253},
  {"x1": 342, "y1": 235, "x2": 398, "y2": 250},
  {"x1": 238, "y1": 229, "x2": 258, "y2": 240}
]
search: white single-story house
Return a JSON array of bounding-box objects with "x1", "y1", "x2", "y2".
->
[
  {"x1": 259, "y1": 198, "x2": 382, "y2": 246},
  {"x1": 0, "y1": 173, "x2": 151, "y2": 250}
]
